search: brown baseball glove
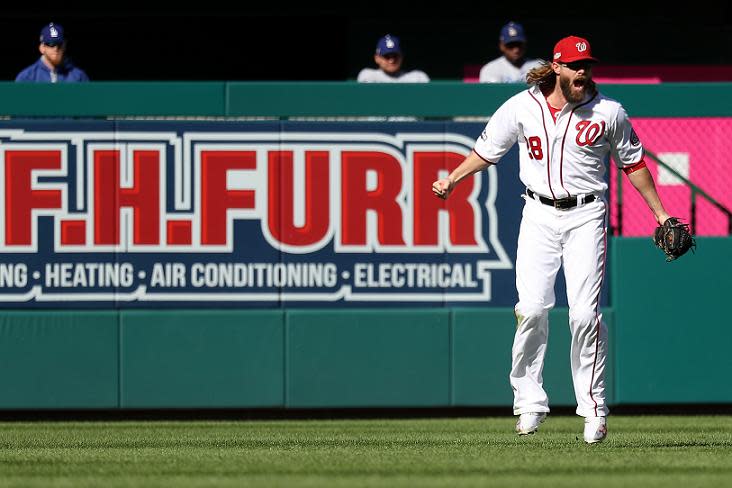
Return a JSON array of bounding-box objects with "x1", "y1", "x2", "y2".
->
[{"x1": 653, "y1": 217, "x2": 696, "y2": 262}]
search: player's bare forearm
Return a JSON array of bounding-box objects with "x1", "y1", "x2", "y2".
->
[
  {"x1": 626, "y1": 167, "x2": 670, "y2": 224},
  {"x1": 447, "y1": 151, "x2": 493, "y2": 185},
  {"x1": 432, "y1": 151, "x2": 493, "y2": 199}
]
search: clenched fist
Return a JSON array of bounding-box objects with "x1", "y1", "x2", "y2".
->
[{"x1": 432, "y1": 178, "x2": 454, "y2": 200}]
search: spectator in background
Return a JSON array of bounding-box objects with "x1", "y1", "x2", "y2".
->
[
  {"x1": 357, "y1": 34, "x2": 430, "y2": 83},
  {"x1": 16, "y1": 23, "x2": 89, "y2": 83},
  {"x1": 479, "y1": 22, "x2": 542, "y2": 83}
]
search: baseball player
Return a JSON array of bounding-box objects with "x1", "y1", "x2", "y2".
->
[
  {"x1": 479, "y1": 22, "x2": 543, "y2": 83},
  {"x1": 15, "y1": 22, "x2": 89, "y2": 83},
  {"x1": 357, "y1": 34, "x2": 430, "y2": 83},
  {"x1": 432, "y1": 35, "x2": 672, "y2": 443}
]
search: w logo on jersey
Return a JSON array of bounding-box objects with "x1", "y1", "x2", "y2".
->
[{"x1": 575, "y1": 120, "x2": 605, "y2": 146}]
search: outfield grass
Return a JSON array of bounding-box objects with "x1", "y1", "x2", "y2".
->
[{"x1": 0, "y1": 415, "x2": 731, "y2": 487}]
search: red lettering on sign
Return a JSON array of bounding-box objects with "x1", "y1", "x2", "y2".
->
[
  {"x1": 412, "y1": 151, "x2": 478, "y2": 246},
  {"x1": 268, "y1": 150, "x2": 329, "y2": 247},
  {"x1": 200, "y1": 150, "x2": 256, "y2": 245},
  {"x1": 5, "y1": 150, "x2": 62, "y2": 245},
  {"x1": 167, "y1": 220, "x2": 192, "y2": 245},
  {"x1": 93, "y1": 150, "x2": 161, "y2": 245},
  {"x1": 61, "y1": 220, "x2": 86, "y2": 245},
  {"x1": 341, "y1": 151, "x2": 405, "y2": 246}
]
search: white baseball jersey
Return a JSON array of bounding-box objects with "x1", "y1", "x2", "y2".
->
[
  {"x1": 479, "y1": 57, "x2": 543, "y2": 83},
  {"x1": 473, "y1": 84, "x2": 644, "y2": 199},
  {"x1": 356, "y1": 68, "x2": 430, "y2": 83},
  {"x1": 472, "y1": 83, "x2": 644, "y2": 420}
]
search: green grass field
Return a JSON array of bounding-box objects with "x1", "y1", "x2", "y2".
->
[{"x1": 1, "y1": 415, "x2": 731, "y2": 487}]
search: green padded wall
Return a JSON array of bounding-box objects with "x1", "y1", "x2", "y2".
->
[
  {"x1": 0, "y1": 82, "x2": 730, "y2": 117},
  {"x1": 286, "y1": 309, "x2": 450, "y2": 407},
  {"x1": 0, "y1": 79, "x2": 727, "y2": 410},
  {"x1": 612, "y1": 237, "x2": 731, "y2": 404},
  {"x1": 0, "y1": 311, "x2": 118, "y2": 408},
  {"x1": 120, "y1": 310, "x2": 284, "y2": 408},
  {"x1": 452, "y1": 309, "x2": 615, "y2": 408}
]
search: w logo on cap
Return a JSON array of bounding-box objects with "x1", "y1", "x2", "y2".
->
[{"x1": 553, "y1": 35, "x2": 597, "y2": 63}]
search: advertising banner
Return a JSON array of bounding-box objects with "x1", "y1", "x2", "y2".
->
[{"x1": 0, "y1": 121, "x2": 533, "y2": 308}]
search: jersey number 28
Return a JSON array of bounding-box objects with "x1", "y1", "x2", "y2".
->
[{"x1": 524, "y1": 136, "x2": 543, "y2": 160}]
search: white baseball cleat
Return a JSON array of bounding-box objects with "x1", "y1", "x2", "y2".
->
[
  {"x1": 583, "y1": 416, "x2": 608, "y2": 444},
  {"x1": 515, "y1": 412, "x2": 547, "y2": 435}
]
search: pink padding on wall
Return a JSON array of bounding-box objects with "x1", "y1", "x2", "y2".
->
[
  {"x1": 594, "y1": 77, "x2": 661, "y2": 84},
  {"x1": 463, "y1": 64, "x2": 732, "y2": 83},
  {"x1": 593, "y1": 65, "x2": 732, "y2": 82},
  {"x1": 611, "y1": 118, "x2": 732, "y2": 236}
]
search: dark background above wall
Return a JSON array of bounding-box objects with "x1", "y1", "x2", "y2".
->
[{"x1": 0, "y1": 4, "x2": 730, "y2": 81}]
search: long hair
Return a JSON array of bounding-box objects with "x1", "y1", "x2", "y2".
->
[
  {"x1": 526, "y1": 61, "x2": 556, "y2": 90},
  {"x1": 526, "y1": 61, "x2": 598, "y2": 95}
]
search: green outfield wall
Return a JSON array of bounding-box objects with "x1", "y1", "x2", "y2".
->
[
  {"x1": 1, "y1": 237, "x2": 729, "y2": 409},
  {"x1": 611, "y1": 238, "x2": 732, "y2": 405},
  {"x1": 0, "y1": 307, "x2": 596, "y2": 409},
  {"x1": 0, "y1": 82, "x2": 728, "y2": 410},
  {"x1": 0, "y1": 82, "x2": 731, "y2": 117},
  {"x1": 2, "y1": 233, "x2": 731, "y2": 410}
]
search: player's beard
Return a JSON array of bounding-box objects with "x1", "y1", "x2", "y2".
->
[{"x1": 559, "y1": 75, "x2": 588, "y2": 103}]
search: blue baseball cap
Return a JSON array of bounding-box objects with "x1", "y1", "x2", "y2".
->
[
  {"x1": 40, "y1": 23, "x2": 65, "y2": 45},
  {"x1": 375, "y1": 34, "x2": 402, "y2": 56},
  {"x1": 499, "y1": 22, "x2": 526, "y2": 44}
]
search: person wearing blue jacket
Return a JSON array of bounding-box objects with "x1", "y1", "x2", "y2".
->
[{"x1": 15, "y1": 23, "x2": 89, "y2": 83}]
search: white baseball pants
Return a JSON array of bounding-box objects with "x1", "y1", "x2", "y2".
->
[{"x1": 511, "y1": 195, "x2": 609, "y2": 418}]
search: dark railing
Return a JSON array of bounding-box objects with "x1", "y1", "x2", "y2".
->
[{"x1": 615, "y1": 149, "x2": 732, "y2": 235}]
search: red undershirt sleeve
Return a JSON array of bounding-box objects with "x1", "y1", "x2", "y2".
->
[{"x1": 622, "y1": 159, "x2": 647, "y2": 175}]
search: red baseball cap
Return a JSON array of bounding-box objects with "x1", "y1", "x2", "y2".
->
[{"x1": 552, "y1": 36, "x2": 598, "y2": 64}]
